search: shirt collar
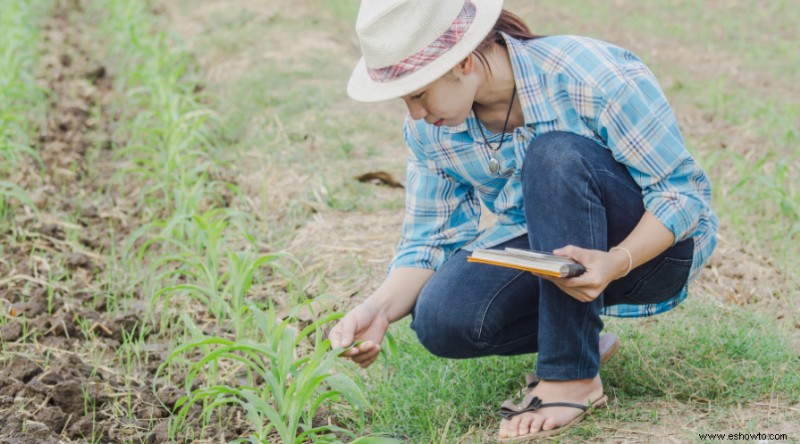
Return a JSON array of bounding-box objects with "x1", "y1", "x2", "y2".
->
[
  {"x1": 440, "y1": 32, "x2": 557, "y2": 136},
  {"x1": 503, "y1": 32, "x2": 558, "y2": 125}
]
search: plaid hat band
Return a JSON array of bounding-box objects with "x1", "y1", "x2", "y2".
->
[
  {"x1": 367, "y1": 0, "x2": 477, "y2": 83},
  {"x1": 348, "y1": 0, "x2": 502, "y2": 102}
]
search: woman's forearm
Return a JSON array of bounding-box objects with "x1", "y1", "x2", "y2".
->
[{"x1": 364, "y1": 267, "x2": 435, "y2": 323}]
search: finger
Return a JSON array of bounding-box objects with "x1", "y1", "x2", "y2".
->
[
  {"x1": 329, "y1": 325, "x2": 343, "y2": 349},
  {"x1": 352, "y1": 347, "x2": 381, "y2": 364},
  {"x1": 553, "y1": 244, "x2": 587, "y2": 262},
  {"x1": 346, "y1": 340, "x2": 373, "y2": 356},
  {"x1": 357, "y1": 349, "x2": 381, "y2": 368},
  {"x1": 339, "y1": 323, "x2": 355, "y2": 350},
  {"x1": 351, "y1": 345, "x2": 381, "y2": 362},
  {"x1": 341, "y1": 342, "x2": 364, "y2": 358},
  {"x1": 555, "y1": 273, "x2": 591, "y2": 287},
  {"x1": 337, "y1": 341, "x2": 364, "y2": 359}
]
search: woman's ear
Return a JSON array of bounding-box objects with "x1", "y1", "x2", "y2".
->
[{"x1": 458, "y1": 53, "x2": 476, "y2": 75}]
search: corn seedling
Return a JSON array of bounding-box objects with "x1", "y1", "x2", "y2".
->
[
  {"x1": 159, "y1": 302, "x2": 367, "y2": 443},
  {"x1": 78, "y1": 0, "x2": 379, "y2": 442}
]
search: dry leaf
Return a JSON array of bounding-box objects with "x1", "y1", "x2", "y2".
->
[{"x1": 353, "y1": 171, "x2": 404, "y2": 188}]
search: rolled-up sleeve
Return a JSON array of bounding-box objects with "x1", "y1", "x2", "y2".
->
[
  {"x1": 388, "y1": 122, "x2": 480, "y2": 272},
  {"x1": 597, "y1": 80, "x2": 708, "y2": 243}
]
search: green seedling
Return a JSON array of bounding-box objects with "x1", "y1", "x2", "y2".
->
[{"x1": 158, "y1": 303, "x2": 368, "y2": 443}]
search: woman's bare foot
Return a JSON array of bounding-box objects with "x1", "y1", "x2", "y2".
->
[{"x1": 498, "y1": 374, "x2": 604, "y2": 439}]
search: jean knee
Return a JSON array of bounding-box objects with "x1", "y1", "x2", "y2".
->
[
  {"x1": 411, "y1": 288, "x2": 477, "y2": 359},
  {"x1": 523, "y1": 131, "x2": 596, "y2": 183}
]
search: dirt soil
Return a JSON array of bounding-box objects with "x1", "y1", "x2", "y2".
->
[{"x1": 0, "y1": 1, "x2": 218, "y2": 442}]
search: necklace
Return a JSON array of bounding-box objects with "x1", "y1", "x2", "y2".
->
[{"x1": 474, "y1": 84, "x2": 516, "y2": 174}]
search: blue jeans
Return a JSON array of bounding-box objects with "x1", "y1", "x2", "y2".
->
[{"x1": 410, "y1": 132, "x2": 694, "y2": 380}]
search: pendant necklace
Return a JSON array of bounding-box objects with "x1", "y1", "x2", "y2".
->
[{"x1": 474, "y1": 84, "x2": 516, "y2": 175}]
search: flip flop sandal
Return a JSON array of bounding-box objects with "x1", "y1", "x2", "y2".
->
[
  {"x1": 496, "y1": 393, "x2": 609, "y2": 442},
  {"x1": 507, "y1": 333, "x2": 620, "y2": 401}
]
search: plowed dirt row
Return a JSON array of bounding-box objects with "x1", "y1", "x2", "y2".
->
[{"x1": 1, "y1": 1, "x2": 185, "y2": 442}]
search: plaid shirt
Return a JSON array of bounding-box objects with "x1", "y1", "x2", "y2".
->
[{"x1": 389, "y1": 33, "x2": 718, "y2": 318}]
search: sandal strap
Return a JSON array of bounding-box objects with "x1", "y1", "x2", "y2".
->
[
  {"x1": 499, "y1": 396, "x2": 542, "y2": 419},
  {"x1": 537, "y1": 401, "x2": 589, "y2": 411},
  {"x1": 498, "y1": 395, "x2": 590, "y2": 419}
]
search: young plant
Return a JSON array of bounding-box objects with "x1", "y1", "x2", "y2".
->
[{"x1": 159, "y1": 302, "x2": 368, "y2": 444}]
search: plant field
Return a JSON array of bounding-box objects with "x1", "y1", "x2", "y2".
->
[{"x1": 0, "y1": 0, "x2": 798, "y2": 443}]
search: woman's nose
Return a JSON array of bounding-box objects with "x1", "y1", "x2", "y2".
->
[{"x1": 407, "y1": 102, "x2": 428, "y2": 120}]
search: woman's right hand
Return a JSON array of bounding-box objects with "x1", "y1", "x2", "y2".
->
[{"x1": 328, "y1": 302, "x2": 390, "y2": 368}]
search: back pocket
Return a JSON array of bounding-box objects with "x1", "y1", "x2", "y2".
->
[{"x1": 625, "y1": 257, "x2": 693, "y2": 304}]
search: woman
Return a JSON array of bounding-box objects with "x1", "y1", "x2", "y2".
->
[{"x1": 328, "y1": 0, "x2": 718, "y2": 440}]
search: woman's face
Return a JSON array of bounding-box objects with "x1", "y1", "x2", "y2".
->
[{"x1": 401, "y1": 68, "x2": 478, "y2": 128}]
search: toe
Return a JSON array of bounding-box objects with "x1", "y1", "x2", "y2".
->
[
  {"x1": 498, "y1": 418, "x2": 515, "y2": 438},
  {"x1": 542, "y1": 416, "x2": 560, "y2": 431},
  {"x1": 530, "y1": 414, "x2": 547, "y2": 434},
  {"x1": 517, "y1": 413, "x2": 534, "y2": 436}
]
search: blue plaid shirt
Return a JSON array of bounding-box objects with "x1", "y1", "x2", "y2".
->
[{"x1": 389, "y1": 33, "x2": 718, "y2": 318}]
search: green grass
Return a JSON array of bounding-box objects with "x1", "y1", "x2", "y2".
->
[
  {"x1": 604, "y1": 299, "x2": 800, "y2": 402},
  {"x1": 672, "y1": 77, "x2": 800, "y2": 270},
  {"x1": 355, "y1": 297, "x2": 800, "y2": 441},
  {"x1": 0, "y1": 0, "x2": 53, "y2": 224},
  {"x1": 547, "y1": 0, "x2": 800, "y2": 86}
]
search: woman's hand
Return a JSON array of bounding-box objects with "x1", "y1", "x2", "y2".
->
[
  {"x1": 328, "y1": 302, "x2": 390, "y2": 368},
  {"x1": 539, "y1": 245, "x2": 629, "y2": 302}
]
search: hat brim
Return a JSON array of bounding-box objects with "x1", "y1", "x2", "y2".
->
[{"x1": 347, "y1": 0, "x2": 504, "y2": 103}]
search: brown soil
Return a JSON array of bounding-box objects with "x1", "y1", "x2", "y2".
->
[
  {"x1": 0, "y1": 0, "x2": 291, "y2": 439},
  {"x1": 0, "y1": 1, "x2": 184, "y2": 442}
]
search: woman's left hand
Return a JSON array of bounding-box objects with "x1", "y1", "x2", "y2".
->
[{"x1": 537, "y1": 245, "x2": 627, "y2": 303}]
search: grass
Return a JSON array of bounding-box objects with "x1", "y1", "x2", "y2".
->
[
  {"x1": 668, "y1": 77, "x2": 800, "y2": 272},
  {"x1": 549, "y1": 0, "x2": 800, "y2": 85},
  {"x1": 161, "y1": 305, "x2": 368, "y2": 443},
  {"x1": 356, "y1": 297, "x2": 800, "y2": 442},
  {"x1": 0, "y1": 0, "x2": 52, "y2": 224}
]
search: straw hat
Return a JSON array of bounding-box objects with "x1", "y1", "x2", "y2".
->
[{"x1": 347, "y1": 0, "x2": 503, "y2": 102}]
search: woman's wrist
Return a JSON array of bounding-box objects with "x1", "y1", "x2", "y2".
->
[
  {"x1": 608, "y1": 246, "x2": 633, "y2": 280},
  {"x1": 368, "y1": 267, "x2": 434, "y2": 322},
  {"x1": 360, "y1": 299, "x2": 387, "y2": 321}
]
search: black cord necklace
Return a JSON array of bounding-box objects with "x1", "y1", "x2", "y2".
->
[{"x1": 474, "y1": 84, "x2": 516, "y2": 174}]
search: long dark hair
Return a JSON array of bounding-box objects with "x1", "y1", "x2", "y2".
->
[{"x1": 473, "y1": 10, "x2": 540, "y2": 73}]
